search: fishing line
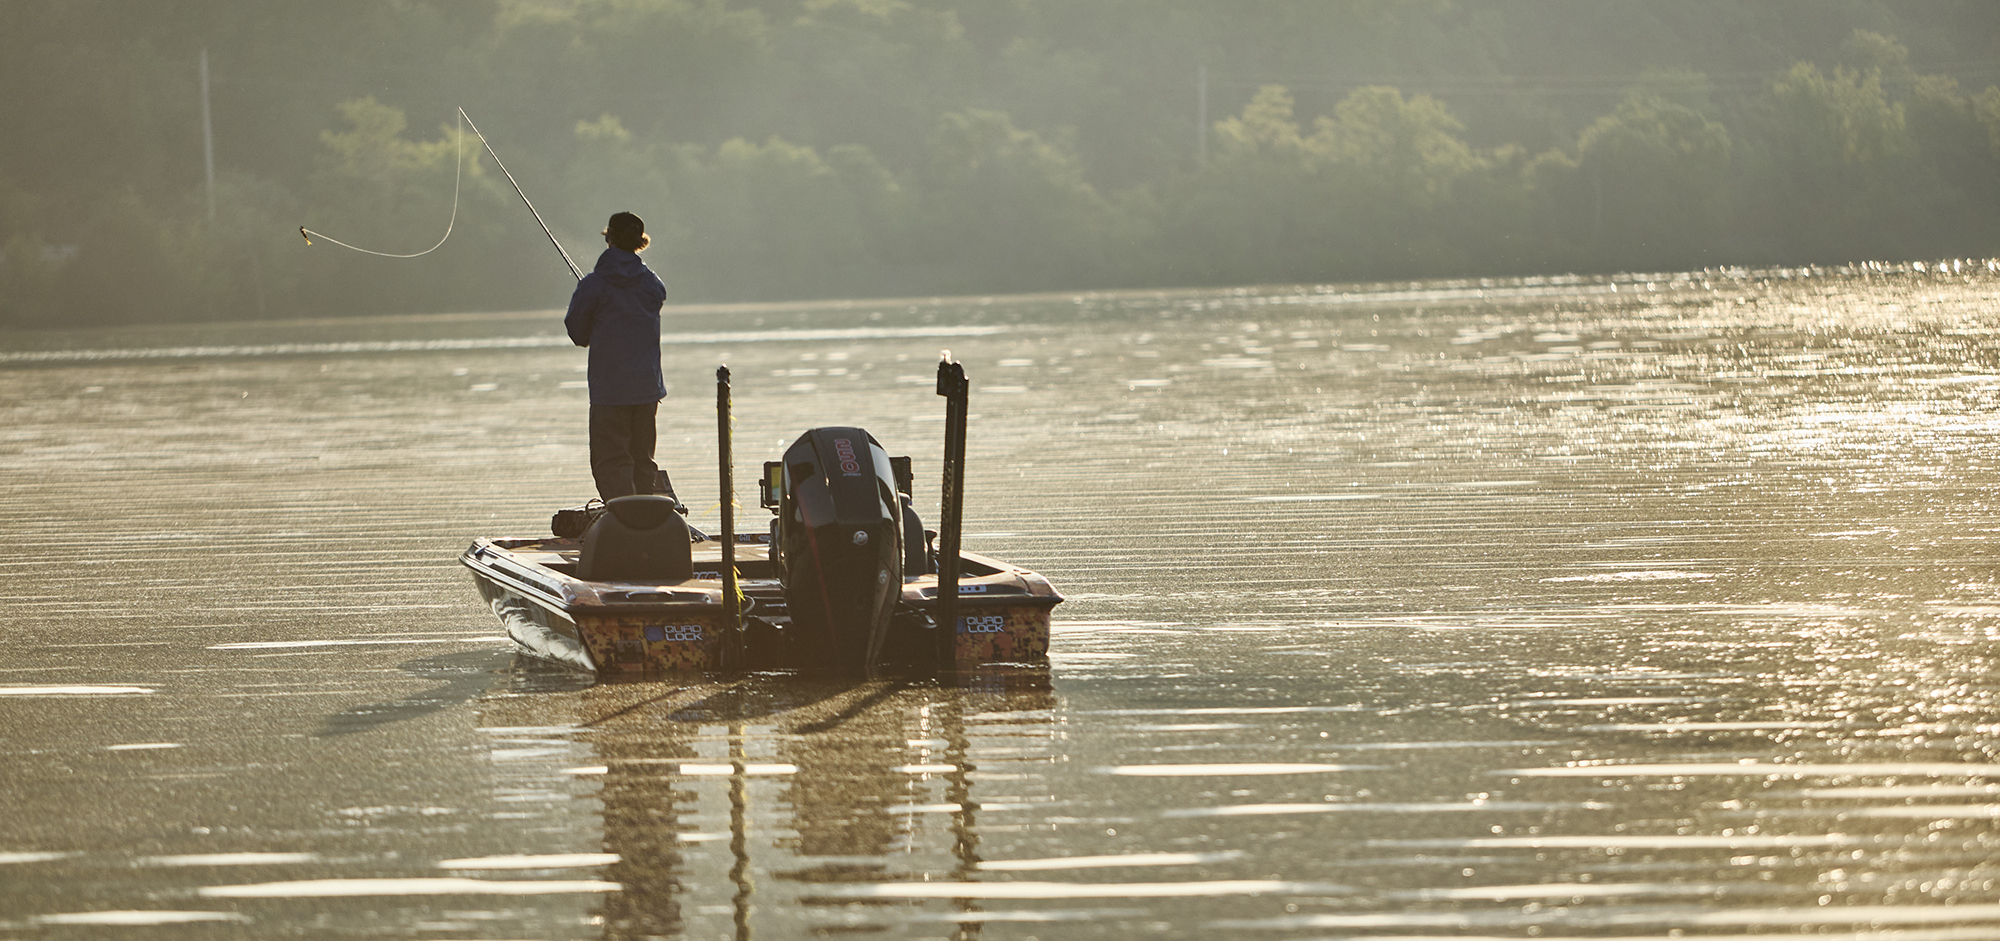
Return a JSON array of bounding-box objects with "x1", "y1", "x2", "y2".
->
[
  {"x1": 299, "y1": 107, "x2": 583, "y2": 282},
  {"x1": 298, "y1": 110, "x2": 465, "y2": 259}
]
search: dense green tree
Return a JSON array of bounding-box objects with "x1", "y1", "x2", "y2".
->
[
  {"x1": 1749, "y1": 59, "x2": 1911, "y2": 258},
  {"x1": 1167, "y1": 84, "x2": 1493, "y2": 283},
  {"x1": 913, "y1": 108, "x2": 1119, "y2": 293},
  {"x1": 663, "y1": 136, "x2": 897, "y2": 299},
  {"x1": 1318, "y1": 86, "x2": 1489, "y2": 275},
  {"x1": 1539, "y1": 95, "x2": 1734, "y2": 270},
  {"x1": 1171, "y1": 85, "x2": 1323, "y2": 284},
  {"x1": 485, "y1": 0, "x2": 771, "y2": 145},
  {"x1": 1978, "y1": 87, "x2": 2000, "y2": 153},
  {"x1": 7, "y1": 1, "x2": 2000, "y2": 326},
  {"x1": 1902, "y1": 76, "x2": 2000, "y2": 254},
  {"x1": 755, "y1": 0, "x2": 977, "y2": 166},
  {"x1": 564, "y1": 114, "x2": 673, "y2": 229}
]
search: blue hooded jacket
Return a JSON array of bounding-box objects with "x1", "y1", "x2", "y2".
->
[{"x1": 565, "y1": 247, "x2": 668, "y2": 406}]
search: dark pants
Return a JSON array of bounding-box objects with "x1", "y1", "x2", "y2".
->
[{"x1": 589, "y1": 402, "x2": 660, "y2": 501}]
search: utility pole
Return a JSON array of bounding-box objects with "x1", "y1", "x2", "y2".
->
[
  {"x1": 200, "y1": 48, "x2": 216, "y2": 223},
  {"x1": 1196, "y1": 63, "x2": 1209, "y2": 167}
]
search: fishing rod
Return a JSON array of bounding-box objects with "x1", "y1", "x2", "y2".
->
[{"x1": 456, "y1": 107, "x2": 583, "y2": 282}]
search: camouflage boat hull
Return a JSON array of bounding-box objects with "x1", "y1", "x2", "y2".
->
[{"x1": 462, "y1": 535, "x2": 1059, "y2": 676}]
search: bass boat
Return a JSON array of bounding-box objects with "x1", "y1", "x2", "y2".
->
[{"x1": 460, "y1": 359, "x2": 1061, "y2": 676}]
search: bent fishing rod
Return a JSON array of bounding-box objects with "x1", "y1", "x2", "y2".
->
[
  {"x1": 300, "y1": 107, "x2": 584, "y2": 282},
  {"x1": 457, "y1": 108, "x2": 582, "y2": 282}
]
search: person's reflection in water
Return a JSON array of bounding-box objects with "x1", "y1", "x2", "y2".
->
[{"x1": 526, "y1": 667, "x2": 1053, "y2": 939}]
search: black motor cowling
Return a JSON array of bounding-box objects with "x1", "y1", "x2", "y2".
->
[{"x1": 770, "y1": 427, "x2": 903, "y2": 673}]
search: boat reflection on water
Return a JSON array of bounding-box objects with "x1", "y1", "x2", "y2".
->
[{"x1": 477, "y1": 664, "x2": 1057, "y2": 940}]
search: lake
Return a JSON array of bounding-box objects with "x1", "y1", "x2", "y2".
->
[{"x1": 4, "y1": 264, "x2": 2000, "y2": 938}]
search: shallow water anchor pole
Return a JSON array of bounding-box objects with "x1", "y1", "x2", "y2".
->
[
  {"x1": 935, "y1": 354, "x2": 969, "y2": 660},
  {"x1": 718, "y1": 365, "x2": 741, "y2": 663}
]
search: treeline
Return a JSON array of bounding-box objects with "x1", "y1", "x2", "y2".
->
[{"x1": 3, "y1": 0, "x2": 1999, "y2": 326}]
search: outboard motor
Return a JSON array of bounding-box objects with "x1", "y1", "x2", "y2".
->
[{"x1": 766, "y1": 427, "x2": 903, "y2": 673}]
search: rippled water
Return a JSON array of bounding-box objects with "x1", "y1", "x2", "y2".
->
[{"x1": 4, "y1": 267, "x2": 2000, "y2": 938}]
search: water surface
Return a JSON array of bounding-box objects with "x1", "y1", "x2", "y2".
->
[{"x1": 4, "y1": 267, "x2": 2000, "y2": 937}]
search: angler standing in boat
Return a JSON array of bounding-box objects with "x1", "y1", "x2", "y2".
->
[{"x1": 565, "y1": 211, "x2": 674, "y2": 502}]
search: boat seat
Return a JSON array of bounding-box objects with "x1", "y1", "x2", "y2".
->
[{"x1": 578, "y1": 494, "x2": 693, "y2": 582}]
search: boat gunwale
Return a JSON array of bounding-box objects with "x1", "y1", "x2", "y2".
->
[
  {"x1": 464, "y1": 538, "x2": 1065, "y2": 622},
  {"x1": 461, "y1": 538, "x2": 731, "y2": 618}
]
